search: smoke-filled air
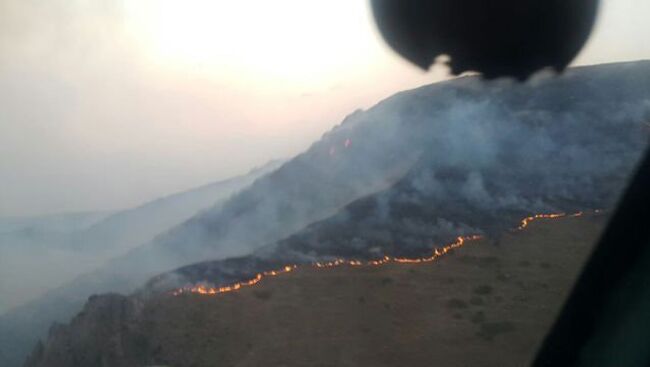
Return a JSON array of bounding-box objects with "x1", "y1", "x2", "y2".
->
[
  {"x1": 2, "y1": 61, "x2": 650, "y2": 367},
  {"x1": 3, "y1": 1, "x2": 650, "y2": 366}
]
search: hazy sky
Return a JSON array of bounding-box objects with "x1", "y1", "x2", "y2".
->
[{"x1": 1, "y1": 0, "x2": 649, "y2": 217}]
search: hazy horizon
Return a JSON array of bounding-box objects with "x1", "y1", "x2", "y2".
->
[{"x1": 2, "y1": 0, "x2": 650, "y2": 217}]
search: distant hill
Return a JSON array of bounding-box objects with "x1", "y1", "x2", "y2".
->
[
  {"x1": 67, "y1": 159, "x2": 285, "y2": 257},
  {"x1": 2, "y1": 61, "x2": 650, "y2": 367},
  {"x1": 0, "y1": 162, "x2": 282, "y2": 367},
  {"x1": 0, "y1": 211, "x2": 113, "y2": 235},
  {"x1": 0, "y1": 211, "x2": 111, "y2": 312},
  {"x1": 0, "y1": 160, "x2": 282, "y2": 315}
]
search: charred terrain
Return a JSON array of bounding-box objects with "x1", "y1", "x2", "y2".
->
[
  {"x1": 2, "y1": 61, "x2": 650, "y2": 367},
  {"x1": 26, "y1": 214, "x2": 605, "y2": 367}
]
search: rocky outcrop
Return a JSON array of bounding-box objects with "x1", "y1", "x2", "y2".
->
[{"x1": 24, "y1": 294, "x2": 147, "y2": 367}]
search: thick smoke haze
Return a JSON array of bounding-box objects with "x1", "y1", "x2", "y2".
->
[
  {"x1": 1, "y1": 0, "x2": 650, "y2": 217},
  {"x1": 0, "y1": 161, "x2": 279, "y2": 314},
  {"x1": 0, "y1": 2, "x2": 649, "y2": 365},
  {"x1": 0, "y1": 0, "x2": 442, "y2": 218},
  {"x1": 1, "y1": 62, "x2": 648, "y2": 367}
]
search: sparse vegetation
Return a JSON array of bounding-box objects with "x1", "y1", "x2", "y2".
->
[
  {"x1": 253, "y1": 290, "x2": 272, "y2": 300},
  {"x1": 477, "y1": 321, "x2": 516, "y2": 341},
  {"x1": 23, "y1": 214, "x2": 605, "y2": 367},
  {"x1": 470, "y1": 296, "x2": 485, "y2": 306},
  {"x1": 446, "y1": 298, "x2": 468, "y2": 309},
  {"x1": 457, "y1": 255, "x2": 500, "y2": 268},
  {"x1": 471, "y1": 311, "x2": 486, "y2": 324},
  {"x1": 473, "y1": 285, "x2": 493, "y2": 295}
]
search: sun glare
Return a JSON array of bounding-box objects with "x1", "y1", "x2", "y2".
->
[{"x1": 124, "y1": 1, "x2": 383, "y2": 87}]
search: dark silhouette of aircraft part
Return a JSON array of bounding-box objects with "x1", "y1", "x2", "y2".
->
[
  {"x1": 371, "y1": 1, "x2": 650, "y2": 365},
  {"x1": 371, "y1": 0, "x2": 599, "y2": 80},
  {"x1": 534, "y1": 151, "x2": 650, "y2": 366}
]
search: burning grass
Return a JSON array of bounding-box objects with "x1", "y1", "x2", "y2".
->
[{"x1": 172, "y1": 210, "x2": 595, "y2": 297}]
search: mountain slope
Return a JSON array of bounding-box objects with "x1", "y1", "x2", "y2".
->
[
  {"x1": 3, "y1": 61, "x2": 650, "y2": 367},
  {"x1": 25, "y1": 214, "x2": 606, "y2": 367},
  {"x1": 150, "y1": 61, "x2": 650, "y2": 291},
  {"x1": 114, "y1": 61, "x2": 650, "y2": 292}
]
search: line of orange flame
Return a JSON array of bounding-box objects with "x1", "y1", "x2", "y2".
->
[
  {"x1": 172, "y1": 210, "x2": 592, "y2": 297},
  {"x1": 516, "y1": 211, "x2": 586, "y2": 230}
]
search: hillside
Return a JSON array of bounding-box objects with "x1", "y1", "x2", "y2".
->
[
  {"x1": 2, "y1": 61, "x2": 650, "y2": 367},
  {"x1": 25, "y1": 213, "x2": 606, "y2": 367},
  {"x1": 149, "y1": 61, "x2": 649, "y2": 293}
]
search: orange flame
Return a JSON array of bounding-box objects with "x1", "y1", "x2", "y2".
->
[
  {"x1": 172, "y1": 265, "x2": 297, "y2": 296},
  {"x1": 516, "y1": 213, "x2": 566, "y2": 230},
  {"x1": 172, "y1": 210, "x2": 596, "y2": 297}
]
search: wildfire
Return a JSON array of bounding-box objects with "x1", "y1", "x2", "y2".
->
[
  {"x1": 515, "y1": 211, "x2": 585, "y2": 231},
  {"x1": 516, "y1": 213, "x2": 565, "y2": 230},
  {"x1": 173, "y1": 265, "x2": 297, "y2": 296},
  {"x1": 172, "y1": 210, "x2": 595, "y2": 297}
]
